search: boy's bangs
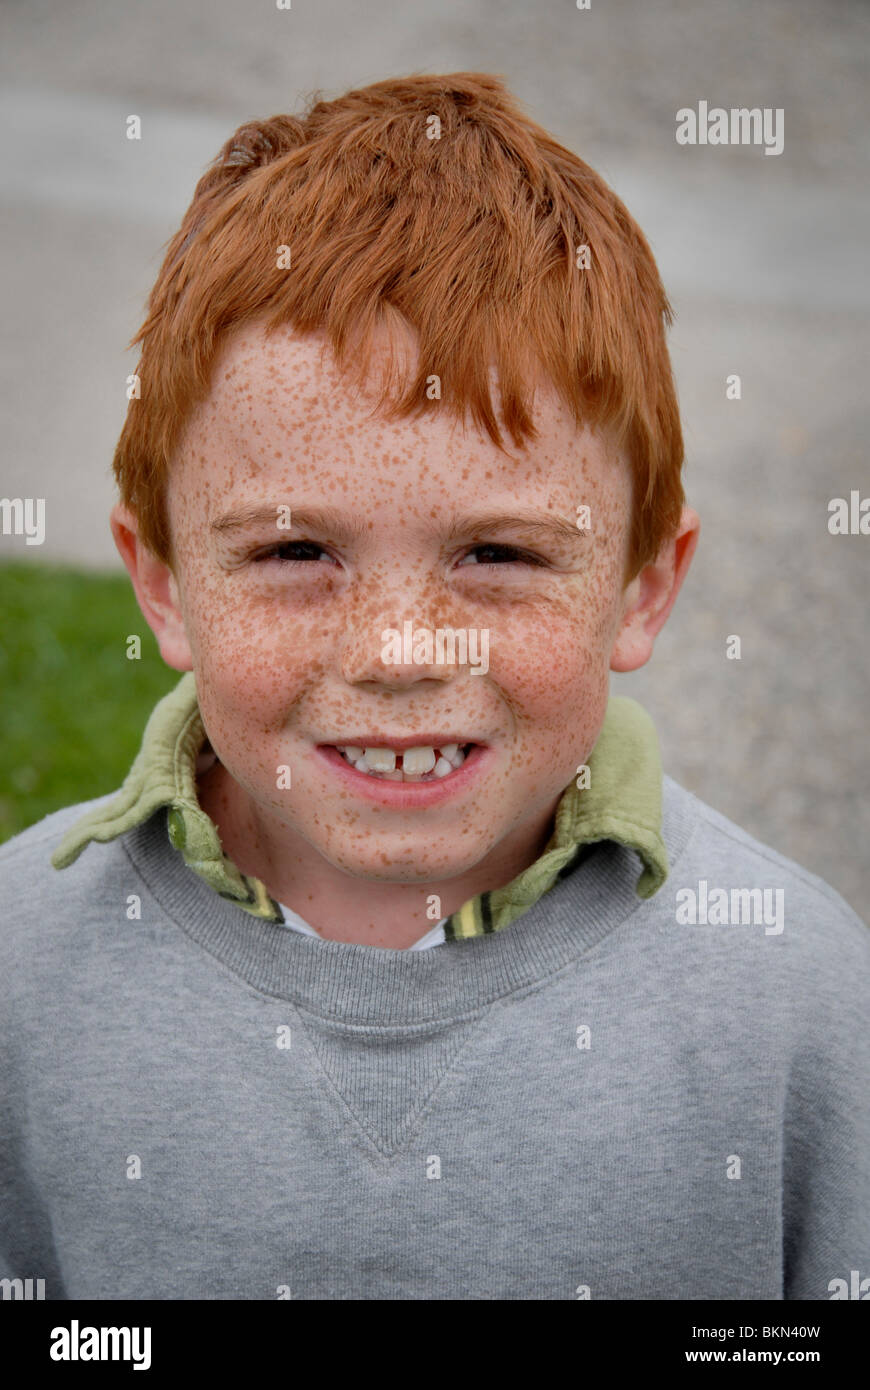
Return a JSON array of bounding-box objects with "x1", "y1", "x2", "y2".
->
[{"x1": 113, "y1": 73, "x2": 684, "y2": 577}]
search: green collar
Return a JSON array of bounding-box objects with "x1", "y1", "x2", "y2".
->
[{"x1": 51, "y1": 672, "x2": 668, "y2": 940}]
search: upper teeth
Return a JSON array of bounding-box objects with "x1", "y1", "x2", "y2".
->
[{"x1": 336, "y1": 744, "x2": 468, "y2": 777}]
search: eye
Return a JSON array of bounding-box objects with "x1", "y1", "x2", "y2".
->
[
  {"x1": 248, "y1": 539, "x2": 548, "y2": 569},
  {"x1": 457, "y1": 543, "x2": 548, "y2": 568},
  {"x1": 253, "y1": 541, "x2": 335, "y2": 565}
]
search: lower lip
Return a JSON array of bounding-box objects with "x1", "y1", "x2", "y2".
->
[{"x1": 315, "y1": 744, "x2": 490, "y2": 805}]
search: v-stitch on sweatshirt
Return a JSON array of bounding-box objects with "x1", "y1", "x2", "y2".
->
[{"x1": 0, "y1": 674, "x2": 868, "y2": 1301}]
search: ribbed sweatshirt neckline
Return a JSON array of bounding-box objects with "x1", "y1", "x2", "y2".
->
[{"x1": 121, "y1": 777, "x2": 695, "y2": 1025}]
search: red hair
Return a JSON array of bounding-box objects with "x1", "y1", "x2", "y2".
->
[{"x1": 113, "y1": 72, "x2": 685, "y2": 578}]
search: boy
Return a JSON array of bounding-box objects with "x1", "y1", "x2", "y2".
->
[{"x1": 1, "y1": 73, "x2": 868, "y2": 1301}]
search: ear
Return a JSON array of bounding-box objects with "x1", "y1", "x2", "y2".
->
[
  {"x1": 110, "y1": 503, "x2": 194, "y2": 672},
  {"x1": 610, "y1": 505, "x2": 700, "y2": 672}
]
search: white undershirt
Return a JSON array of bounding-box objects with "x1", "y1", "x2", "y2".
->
[{"x1": 275, "y1": 901, "x2": 447, "y2": 950}]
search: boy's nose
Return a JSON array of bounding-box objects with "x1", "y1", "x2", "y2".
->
[{"x1": 338, "y1": 612, "x2": 459, "y2": 688}]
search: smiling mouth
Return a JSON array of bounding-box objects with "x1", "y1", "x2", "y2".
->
[{"x1": 328, "y1": 743, "x2": 477, "y2": 782}]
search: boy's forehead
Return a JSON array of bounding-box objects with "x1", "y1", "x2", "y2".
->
[
  {"x1": 174, "y1": 319, "x2": 630, "y2": 511},
  {"x1": 209, "y1": 319, "x2": 384, "y2": 415}
]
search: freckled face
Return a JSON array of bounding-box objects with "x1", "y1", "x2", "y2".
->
[{"x1": 165, "y1": 321, "x2": 634, "y2": 883}]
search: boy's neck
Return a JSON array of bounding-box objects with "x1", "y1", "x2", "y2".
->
[{"x1": 197, "y1": 760, "x2": 559, "y2": 950}]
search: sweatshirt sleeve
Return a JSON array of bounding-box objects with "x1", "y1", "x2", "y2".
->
[
  {"x1": 782, "y1": 894, "x2": 870, "y2": 1300},
  {"x1": 0, "y1": 830, "x2": 68, "y2": 1300}
]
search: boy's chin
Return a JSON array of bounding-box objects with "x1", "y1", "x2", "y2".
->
[{"x1": 314, "y1": 837, "x2": 494, "y2": 885}]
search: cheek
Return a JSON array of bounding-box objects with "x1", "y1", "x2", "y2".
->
[
  {"x1": 181, "y1": 578, "x2": 322, "y2": 726},
  {"x1": 483, "y1": 586, "x2": 618, "y2": 730}
]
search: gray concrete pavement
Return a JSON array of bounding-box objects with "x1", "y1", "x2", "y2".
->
[{"x1": 1, "y1": 0, "x2": 868, "y2": 914}]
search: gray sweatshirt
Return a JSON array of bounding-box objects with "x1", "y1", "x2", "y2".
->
[{"x1": 1, "y1": 776, "x2": 868, "y2": 1301}]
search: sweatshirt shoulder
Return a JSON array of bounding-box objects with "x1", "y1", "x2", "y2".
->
[
  {"x1": 0, "y1": 793, "x2": 121, "y2": 868},
  {"x1": 662, "y1": 774, "x2": 870, "y2": 962},
  {"x1": 658, "y1": 779, "x2": 870, "y2": 1099},
  {"x1": 0, "y1": 794, "x2": 137, "y2": 952}
]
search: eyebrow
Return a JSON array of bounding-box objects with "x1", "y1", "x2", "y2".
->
[
  {"x1": 211, "y1": 504, "x2": 370, "y2": 541},
  {"x1": 211, "y1": 503, "x2": 587, "y2": 546},
  {"x1": 442, "y1": 510, "x2": 587, "y2": 546}
]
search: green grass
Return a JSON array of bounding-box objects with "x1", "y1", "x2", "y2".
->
[{"x1": 0, "y1": 561, "x2": 180, "y2": 843}]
